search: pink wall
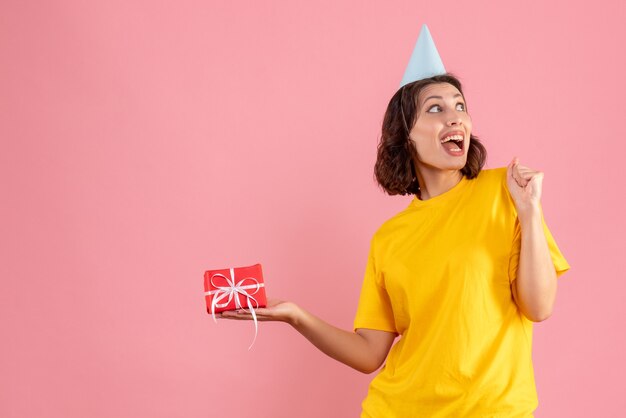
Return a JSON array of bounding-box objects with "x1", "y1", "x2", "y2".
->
[{"x1": 1, "y1": 1, "x2": 623, "y2": 417}]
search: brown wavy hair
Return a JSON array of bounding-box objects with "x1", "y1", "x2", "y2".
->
[{"x1": 374, "y1": 73, "x2": 487, "y2": 196}]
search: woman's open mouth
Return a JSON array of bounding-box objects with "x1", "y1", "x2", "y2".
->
[{"x1": 440, "y1": 133, "x2": 464, "y2": 156}]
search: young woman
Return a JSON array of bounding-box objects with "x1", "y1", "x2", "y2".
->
[{"x1": 220, "y1": 73, "x2": 570, "y2": 417}]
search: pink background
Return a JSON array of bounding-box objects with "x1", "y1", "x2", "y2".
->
[{"x1": 1, "y1": 1, "x2": 624, "y2": 417}]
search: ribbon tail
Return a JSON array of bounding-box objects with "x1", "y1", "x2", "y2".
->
[
  {"x1": 247, "y1": 297, "x2": 259, "y2": 351},
  {"x1": 210, "y1": 291, "x2": 233, "y2": 324},
  {"x1": 211, "y1": 293, "x2": 219, "y2": 324}
]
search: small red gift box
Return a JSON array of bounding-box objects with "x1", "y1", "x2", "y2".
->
[{"x1": 204, "y1": 263, "x2": 267, "y2": 316}]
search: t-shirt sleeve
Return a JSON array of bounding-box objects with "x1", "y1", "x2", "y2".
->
[
  {"x1": 353, "y1": 237, "x2": 398, "y2": 334},
  {"x1": 508, "y1": 210, "x2": 571, "y2": 284}
]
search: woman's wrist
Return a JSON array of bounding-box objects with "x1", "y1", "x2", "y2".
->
[{"x1": 287, "y1": 302, "x2": 305, "y2": 328}]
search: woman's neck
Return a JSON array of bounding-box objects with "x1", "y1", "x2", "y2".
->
[{"x1": 416, "y1": 169, "x2": 463, "y2": 201}]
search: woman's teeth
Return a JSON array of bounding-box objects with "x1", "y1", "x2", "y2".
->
[
  {"x1": 441, "y1": 134, "x2": 463, "y2": 142},
  {"x1": 441, "y1": 134, "x2": 463, "y2": 151}
]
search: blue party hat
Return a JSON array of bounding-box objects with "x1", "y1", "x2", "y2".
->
[{"x1": 399, "y1": 24, "x2": 446, "y2": 88}]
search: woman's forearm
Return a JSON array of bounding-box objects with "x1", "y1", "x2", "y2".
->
[
  {"x1": 289, "y1": 306, "x2": 380, "y2": 374},
  {"x1": 517, "y1": 206, "x2": 558, "y2": 321}
]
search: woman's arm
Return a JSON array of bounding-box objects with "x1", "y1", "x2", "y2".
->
[
  {"x1": 506, "y1": 158, "x2": 558, "y2": 322},
  {"x1": 513, "y1": 207, "x2": 558, "y2": 322},
  {"x1": 220, "y1": 300, "x2": 397, "y2": 374}
]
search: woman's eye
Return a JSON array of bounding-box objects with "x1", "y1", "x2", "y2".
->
[{"x1": 427, "y1": 103, "x2": 466, "y2": 113}]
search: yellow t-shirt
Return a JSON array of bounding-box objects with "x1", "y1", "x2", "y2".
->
[{"x1": 353, "y1": 167, "x2": 571, "y2": 418}]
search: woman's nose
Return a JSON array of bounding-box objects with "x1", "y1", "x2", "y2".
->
[
  {"x1": 444, "y1": 108, "x2": 463, "y2": 126},
  {"x1": 446, "y1": 117, "x2": 462, "y2": 126}
]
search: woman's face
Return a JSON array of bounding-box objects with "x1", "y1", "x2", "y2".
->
[{"x1": 408, "y1": 82, "x2": 472, "y2": 173}]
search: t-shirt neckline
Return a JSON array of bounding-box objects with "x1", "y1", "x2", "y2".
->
[{"x1": 410, "y1": 175, "x2": 469, "y2": 208}]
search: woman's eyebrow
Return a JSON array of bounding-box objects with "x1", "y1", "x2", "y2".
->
[{"x1": 423, "y1": 93, "x2": 463, "y2": 104}]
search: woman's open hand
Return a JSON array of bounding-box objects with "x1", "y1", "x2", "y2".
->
[
  {"x1": 506, "y1": 156, "x2": 543, "y2": 216},
  {"x1": 219, "y1": 298, "x2": 299, "y2": 325}
]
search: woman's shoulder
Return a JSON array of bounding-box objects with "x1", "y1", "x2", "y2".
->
[
  {"x1": 472, "y1": 166, "x2": 514, "y2": 200},
  {"x1": 475, "y1": 166, "x2": 507, "y2": 182},
  {"x1": 369, "y1": 202, "x2": 420, "y2": 244},
  {"x1": 475, "y1": 166, "x2": 517, "y2": 215}
]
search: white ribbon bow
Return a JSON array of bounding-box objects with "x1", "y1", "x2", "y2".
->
[{"x1": 205, "y1": 267, "x2": 265, "y2": 350}]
